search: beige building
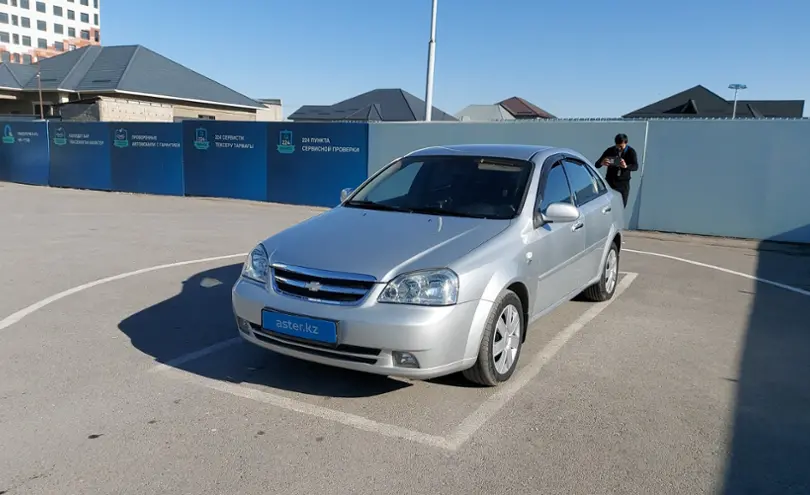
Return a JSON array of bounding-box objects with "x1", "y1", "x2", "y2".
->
[
  {"x1": 0, "y1": 0, "x2": 102, "y2": 64},
  {"x1": 0, "y1": 44, "x2": 282, "y2": 121}
]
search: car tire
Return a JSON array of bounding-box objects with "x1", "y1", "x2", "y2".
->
[
  {"x1": 463, "y1": 290, "x2": 524, "y2": 387},
  {"x1": 582, "y1": 241, "x2": 620, "y2": 302}
]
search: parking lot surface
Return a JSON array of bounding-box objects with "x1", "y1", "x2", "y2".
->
[{"x1": 1, "y1": 182, "x2": 809, "y2": 495}]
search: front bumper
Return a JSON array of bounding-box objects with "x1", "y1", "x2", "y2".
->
[{"x1": 231, "y1": 277, "x2": 493, "y2": 379}]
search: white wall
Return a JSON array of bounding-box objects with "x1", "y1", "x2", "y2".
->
[
  {"x1": 255, "y1": 104, "x2": 283, "y2": 122},
  {"x1": 638, "y1": 119, "x2": 810, "y2": 243}
]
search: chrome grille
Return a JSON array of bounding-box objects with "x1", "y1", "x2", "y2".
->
[
  {"x1": 249, "y1": 323, "x2": 382, "y2": 365},
  {"x1": 271, "y1": 263, "x2": 376, "y2": 305}
]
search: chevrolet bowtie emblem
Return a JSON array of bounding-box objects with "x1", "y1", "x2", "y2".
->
[{"x1": 305, "y1": 281, "x2": 322, "y2": 292}]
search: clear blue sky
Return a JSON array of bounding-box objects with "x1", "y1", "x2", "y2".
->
[{"x1": 103, "y1": 0, "x2": 810, "y2": 118}]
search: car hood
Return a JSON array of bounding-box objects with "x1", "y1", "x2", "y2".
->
[{"x1": 263, "y1": 206, "x2": 510, "y2": 281}]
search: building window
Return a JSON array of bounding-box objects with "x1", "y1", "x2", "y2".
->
[
  {"x1": 1, "y1": 52, "x2": 10, "y2": 64},
  {"x1": 34, "y1": 103, "x2": 54, "y2": 117},
  {"x1": 12, "y1": 53, "x2": 19, "y2": 62},
  {"x1": 0, "y1": 13, "x2": 8, "y2": 24},
  {"x1": 11, "y1": 0, "x2": 16, "y2": 6},
  {"x1": 21, "y1": 16, "x2": 30, "y2": 28},
  {"x1": 36, "y1": 19, "x2": 45, "y2": 31},
  {"x1": 68, "y1": 27, "x2": 75, "y2": 36},
  {"x1": 80, "y1": 12, "x2": 89, "y2": 22},
  {"x1": 54, "y1": 23, "x2": 63, "y2": 34},
  {"x1": 94, "y1": 13, "x2": 98, "y2": 25},
  {"x1": 22, "y1": 35, "x2": 31, "y2": 46},
  {"x1": 93, "y1": 0, "x2": 98, "y2": 7},
  {"x1": 54, "y1": 41, "x2": 64, "y2": 51},
  {"x1": 37, "y1": 37, "x2": 46, "y2": 48},
  {"x1": 80, "y1": 29, "x2": 89, "y2": 40},
  {"x1": 0, "y1": 0, "x2": 6, "y2": 5},
  {"x1": 35, "y1": 1, "x2": 45, "y2": 13},
  {"x1": 22, "y1": 54, "x2": 31, "y2": 63},
  {"x1": 80, "y1": 0, "x2": 88, "y2": 5},
  {"x1": 20, "y1": 0, "x2": 29, "y2": 8},
  {"x1": 53, "y1": 5, "x2": 62, "y2": 16},
  {"x1": 11, "y1": 14, "x2": 18, "y2": 25},
  {"x1": 12, "y1": 33, "x2": 18, "y2": 44},
  {"x1": 93, "y1": 30, "x2": 98, "y2": 42},
  {"x1": 68, "y1": 43, "x2": 75, "y2": 50},
  {"x1": 0, "y1": 31, "x2": 9, "y2": 43},
  {"x1": 67, "y1": 10, "x2": 75, "y2": 20}
]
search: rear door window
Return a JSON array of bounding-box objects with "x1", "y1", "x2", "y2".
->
[{"x1": 562, "y1": 160, "x2": 601, "y2": 206}]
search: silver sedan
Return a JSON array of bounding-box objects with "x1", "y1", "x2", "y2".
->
[{"x1": 232, "y1": 144, "x2": 624, "y2": 386}]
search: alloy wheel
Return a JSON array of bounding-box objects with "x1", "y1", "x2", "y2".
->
[
  {"x1": 605, "y1": 248, "x2": 618, "y2": 294},
  {"x1": 492, "y1": 304, "x2": 521, "y2": 374}
]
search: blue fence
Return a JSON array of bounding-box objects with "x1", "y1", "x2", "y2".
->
[
  {"x1": 1, "y1": 121, "x2": 371, "y2": 207},
  {"x1": 0, "y1": 121, "x2": 50, "y2": 185},
  {"x1": 113, "y1": 123, "x2": 184, "y2": 196},
  {"x1": 2, "y1": 119, "x2": 809, "y2": 243}
]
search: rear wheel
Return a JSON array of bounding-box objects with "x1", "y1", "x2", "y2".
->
[
  {"x1": 463, "y1": 291, "x2": 524, "y2": 387},
  {"x1": 582, "y1": 241, "x2": 619, "y2": 302}
]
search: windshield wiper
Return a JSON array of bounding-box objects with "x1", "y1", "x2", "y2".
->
[
  {"x1": 408, "y1": 207, "x2": 490, "y2": 219},
  {"x1": 344, "y1": 200, "x2": 412, "y2": 212}
]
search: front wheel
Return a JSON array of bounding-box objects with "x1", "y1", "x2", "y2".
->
[
  {"x1": 463, "y1": 291, "x2": 524, "y2": 387},
  {"x1": 582, "y1": 242, "x2": 619, "y2": 302}
]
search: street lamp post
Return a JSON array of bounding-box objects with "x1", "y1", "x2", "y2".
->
[
  {"x1": 728, "y1": 83, "x2": 747, "y2": 119},
  {"x1": 36, "y1": 68, "x2": 45, "y2": 119},
  {"x1": 423, "y1": 0, "x2": 438, "y2": 122}
]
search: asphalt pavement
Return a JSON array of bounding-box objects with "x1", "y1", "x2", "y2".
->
[{"x1": 1, "y1": 182, "x2": 809, "y2": 495}]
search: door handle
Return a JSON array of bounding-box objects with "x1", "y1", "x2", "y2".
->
[
  {"x1": 571, "y1": 222, "x2": 584, "y2": 232},
  {"x1": 601, "y1": 206, "x2": 612, "y2": 214}
]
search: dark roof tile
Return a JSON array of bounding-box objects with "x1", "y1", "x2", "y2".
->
[
  {"x1": 289, "y1": 88, "x2": 456, "y2": 122},
  {"x1": 0, "y1": 63, "x2": 37, "y2": 89},
  {"x1": 623, "y1": 85, "x2": 804, "y2": 118},
  {"x1": 737, "y1": 100, "x2": 804, "y2": 118},
  {"x1": 4, "y1": 45, "x2": 263, "y2": 109}
]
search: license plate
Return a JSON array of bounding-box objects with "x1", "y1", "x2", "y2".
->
[{"x1": 261, "y1": 309, "x2": 338, "y2": 345}]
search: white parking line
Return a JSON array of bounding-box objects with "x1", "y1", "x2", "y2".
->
[
  {"x1": 149, "y1": 337, "x2": 242, "y2": 373},
  {"x1": 624, "y1": 248, "x2": 810, "y2": 298},
  {"x1": 444, "y1": 272, "x2": 638, "y2": 450},
  {"x1": 155, "y1": 366, "x2": 452, "y2": 450},
  {"x1": 149, "y1": 272, "x2": 637, "y2": 451},
  {"x1": 0, "y1": 253, "x2": 247, "y2": 331}
]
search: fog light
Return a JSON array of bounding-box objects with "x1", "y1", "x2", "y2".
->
[
  {"x1": 236, "y1": 317, "x2": 253, "y2": 335},
  {"x1": 393, "y1": 351, "x2": 420, "y2": 368}
]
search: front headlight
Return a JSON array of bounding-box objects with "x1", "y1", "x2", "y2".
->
[
  {"x1": 378, "y1": 269, "x2": 459, "y2": 306},
  {"x1": 242, "y1": 244, "x2": 269, "y2": 283}
]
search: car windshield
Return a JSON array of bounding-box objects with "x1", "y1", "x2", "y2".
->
[{"x1": 345, "y1": 155, "x2": 533, "y2": 219}]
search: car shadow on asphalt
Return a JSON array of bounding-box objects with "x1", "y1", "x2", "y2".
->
[
  {"x1": 118, "y1": 263, "x2": 412, "y2": 398},
  {"x1": 722, "y1": 225, "x2": 810, "y2": 494}
]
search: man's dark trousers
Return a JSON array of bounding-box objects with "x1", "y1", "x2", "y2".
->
[{"x1": 609, "y1": 180, "x2": 630, "y2": 207}]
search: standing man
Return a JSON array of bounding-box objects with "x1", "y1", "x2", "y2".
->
[{"x1": 595, "y1": 133, "x2": 639, "y2": 208}]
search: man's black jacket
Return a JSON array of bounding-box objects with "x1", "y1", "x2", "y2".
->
[{"x1": 594, "y1": 145, "x2": 639, "y2": 184}]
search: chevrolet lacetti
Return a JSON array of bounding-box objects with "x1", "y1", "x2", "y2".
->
[{"x1": 232, "y1": 144, "x2": 624, "y2": 386}]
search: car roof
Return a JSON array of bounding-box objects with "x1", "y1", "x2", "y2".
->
[{"x1": 405, "y1": 144, "x2": 556, "y2": 161}]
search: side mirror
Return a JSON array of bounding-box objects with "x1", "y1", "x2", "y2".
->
[
  {"x1": 340, "y1": 187, "x2": 354, "y2": 202},
  {"x1": 537, "y1": 202, "x2": 580, "y2": 226}
]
